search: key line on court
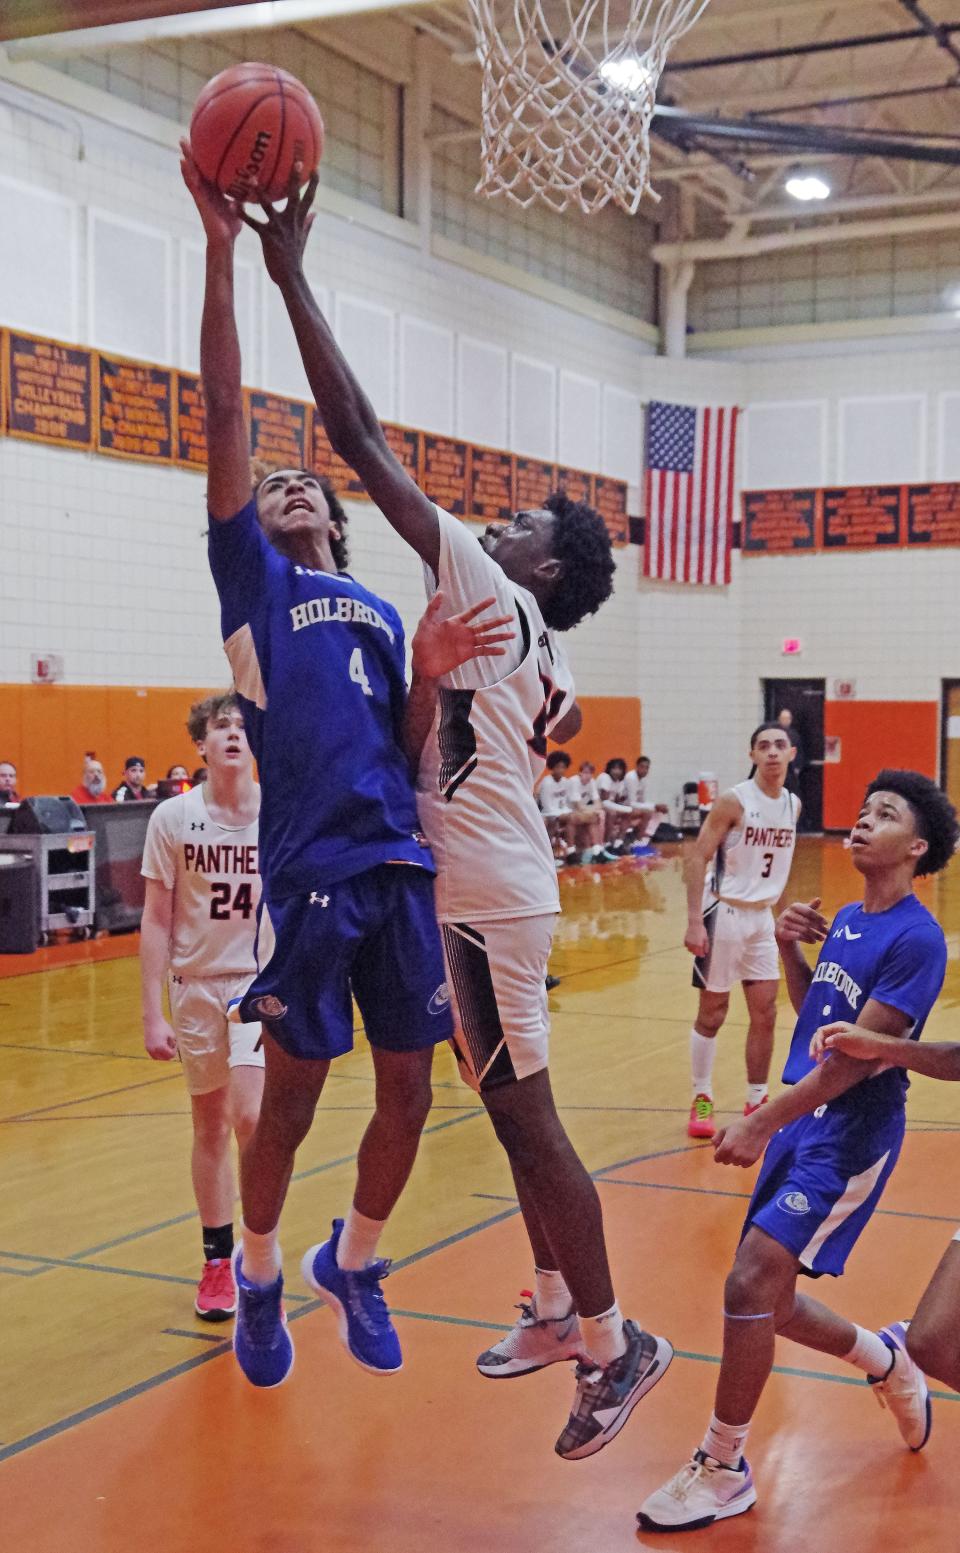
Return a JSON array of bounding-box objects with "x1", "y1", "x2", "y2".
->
[
  {"x1": 595, "y1": 1175, "x2": 960, "y2": 1226},
  {"x1": 68, "y1": 1107, "x2": 484, "y2": 1262},
  {"x1": 0, "y1": 1244, "x2": 312, "y2": 1296},
  {"x1": 0, "y1": 1071, "x2": 184, "y2": 1124},
  {"x1": 0, "y1": 1042, "x2": 154, "y2": 1062}
]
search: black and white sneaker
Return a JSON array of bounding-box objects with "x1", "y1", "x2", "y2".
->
[{"x1": 555, "y1": 1320, "x2": 673, "y2": 1460}]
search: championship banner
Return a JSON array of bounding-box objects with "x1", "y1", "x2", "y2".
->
[
  {"x1": 741, "y1": 480, "x2": 960, "y2": 554},
  {"x1": 3, "y1": 330, "x2": 94, "y2": 450},
  {"x1": 97, "y1": 353, "x2": 174, "y2": 463},
  {"x1": 742, "y1": 489, "x2": 819, "y2": 555},
  {"x1": 0, "y1": 327, "x2": 639, "y2": 548}
]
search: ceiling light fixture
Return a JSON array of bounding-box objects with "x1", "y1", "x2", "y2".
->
[
  {"x1": 599, "y1": 56, "x2": 653, "y2": 94},
  {"x1": 785, "y1": 174, "x2": 831, "y2": 202}
]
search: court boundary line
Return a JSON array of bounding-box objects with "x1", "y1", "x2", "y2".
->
[{"x1": 595, "y1": 1174, "x2": 960, "y2": 1227}]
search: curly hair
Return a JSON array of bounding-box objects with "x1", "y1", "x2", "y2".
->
[
  {"x1": 542, "y1": 491, "x2": 615, "y2": 632},
  {"x1": 187, "y1": 691, "x2": 240, "y2": 746},
  {"x1": 864, "y1": 769, "x2": 959, "y2": 877},
  {"x1": 546, "y1": 750, "x2": 572, "y2": 772},
  {"x1": 250, "y1": 460, "x2": 349, "y2": 571}
]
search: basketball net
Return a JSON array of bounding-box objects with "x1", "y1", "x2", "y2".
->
[{"x1": 465, "y1": 0, "x2": 711, "y2": 215}]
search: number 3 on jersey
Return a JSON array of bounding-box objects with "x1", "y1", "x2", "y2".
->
[{"x1": 349, "y1": 647, "x2": 373, "y2": 696}]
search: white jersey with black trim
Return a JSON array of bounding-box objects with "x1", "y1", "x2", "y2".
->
[
  {"x1": 417, "y1": 507, "x2": 575, "y2": 923},
  {"x1": 707, "y1": 778, "x2": 798, "y2": 909},
  {"x1": 141, "y1": 783, "x2": 261, "y2": 977}
]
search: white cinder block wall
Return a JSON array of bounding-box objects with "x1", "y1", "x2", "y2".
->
[{"x1": 5, "y1": 76, "x2": 960, "y2": 815}]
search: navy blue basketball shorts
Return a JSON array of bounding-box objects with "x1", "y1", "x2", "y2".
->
[
  {"x1": 740, "y1": 1098, "x2": 905, "y2": 1278},
  {"x1": 239, "y1": 864, "x2": 453, "y2": 1061}
]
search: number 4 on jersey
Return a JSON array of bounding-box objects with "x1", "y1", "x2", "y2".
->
[{"x1": 349, "y1": 647, "x2": 373, "y2": 696}]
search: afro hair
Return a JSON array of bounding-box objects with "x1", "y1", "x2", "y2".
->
[
  {"x1": 541, "y1": 490, "x2": 615, "y2": 632},
  {"x1": 864, "y1": 769, "x2": 959, "y2": 877}
]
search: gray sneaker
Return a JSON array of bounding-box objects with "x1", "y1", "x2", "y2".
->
[
  {"x1": 555, "y1": 1319, "x2": 673, "y2": 1460},
  {"x1": 477, "y1": 1298, "x2": 583, "y2": 1378}
]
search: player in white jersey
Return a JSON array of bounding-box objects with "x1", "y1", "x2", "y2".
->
[
  {"x1": 140, "y1": 693, "x2": 264, "y2": 1321},
  {"x1": 684, "y1": 722, "x2": 799, "y2": 1139},
  {"x1": 247, "y1": 169, "x2": 673, "y2": 1464}
]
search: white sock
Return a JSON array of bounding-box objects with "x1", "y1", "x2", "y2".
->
[
  {"x1": 701, "y1": 1412, "x2": 750, "y2": 1469},
  {"x1": 534, "y1": 1267, "x2": 572, "y2": 1320},
  {"x1": 241, "y1": 1224, "x2": 281, "y2": 1286},
  {"x1": 843, "y1": 1325, "x2": 893, "y2": 1380},
  {"x1": 643, "y1": 815, "x2": 659, "y2": 839},
  {"x1": 690, "y1": 1030, "x2": 716, "y2": 1098},
  {"x1": 580, "y1": 1301, "x2": 627, "y2": 1367},
  {"x1": 337, "y1": 1207, "x2": 386, "y2": 1271},
  {"x1": 746, "y1": 1082, "x2": 768, "y2": 1108}
]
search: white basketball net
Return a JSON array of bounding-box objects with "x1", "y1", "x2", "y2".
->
[{"x1": 465, "y1": 0, "x2": 711, "y2": 215}]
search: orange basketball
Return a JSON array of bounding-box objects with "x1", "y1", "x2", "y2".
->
[{"x1": 190, "y1": 62, "x2": 324, "y2": 203}]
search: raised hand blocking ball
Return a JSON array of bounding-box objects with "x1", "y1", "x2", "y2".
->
[{"x1": 189, "y1": 62, "x2": 324, "y2": 202}]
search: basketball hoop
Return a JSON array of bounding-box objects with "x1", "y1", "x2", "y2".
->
[{"x1": 464, "y1": 0, "x2": 711, "y2": 215}]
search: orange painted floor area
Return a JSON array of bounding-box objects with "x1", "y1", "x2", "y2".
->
[{"x1": 2, "y1": 839, "x2": 960, "y2": 1550}]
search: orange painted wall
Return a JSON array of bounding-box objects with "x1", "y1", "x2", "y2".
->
[
  {"x1": 0, "y1": 684, "x2": 213, "y2": 796},
  {"x1": 551, "y1": 695, "x2": 642, "y2": 774},
  {"x1": 823, "y1": 699, "x2": 938, "y2": 830},
  {"x1": 0, "y1": 683, "x2": 641, "y2": 797}
]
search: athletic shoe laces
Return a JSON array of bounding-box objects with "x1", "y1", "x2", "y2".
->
[
  {"x1": 240, "y1": 1278, "x2": 283, "y2": 1344},
  {"x1": 346, "y1": 1258, "x2": 393, "y2": 1335},
  {"x1": 200, "y1": 1258, "x2": 234, "y2": 1298},
  {"x1": 663, "y1": 1455, "x2": 710, "y2": 1503},
  {"x1": 693, "y1": 1096, "x2": 713, "y2": 1120}
]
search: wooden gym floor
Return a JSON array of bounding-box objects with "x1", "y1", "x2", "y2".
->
[{"x1": 2, "y1": 837, "x2": 959, "y2": 1551}]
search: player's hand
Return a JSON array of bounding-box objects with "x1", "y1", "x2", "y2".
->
[
  {"x1": 143, "y1": 1016, "x2": 178, "y2": 1061},
  {"x1": 813, "y1": 1021, "x2": 895, "y2": 1064},
  {"x1": 713, "y1": 1114, "x2": 770, "y2": 1168},
  {"x1": 684, "y1": 921, "x2": 709, "y2": 957},
  {"x1": 179, "y1": 139, "x2": 243, "y2": 246},
  {"x1": 776, "y1": 896, "x2": 828, "y2": 946},
  {"x1": 412, "y1": 592, "x2": 515, "y2": 679},
  {"x1": 241, "y1": 161, "x2": 319, "y2": 285}
]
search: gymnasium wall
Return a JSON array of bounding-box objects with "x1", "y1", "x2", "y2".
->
[{"x1": 2, "y1": 47, "x2": 960, "y2": 822}]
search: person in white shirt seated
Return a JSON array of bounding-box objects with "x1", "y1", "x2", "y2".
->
[
  {"x1": 538, "y1": 750, "x2": 577, "y2": 864},
  {"x1": 597, "y1": 758, "x2": 642, "y2": 852},
  {"x1": 624, "y1": 755, "x2": 670, "y2": 855},
  {"x1": 568, "y1": 761, "x2": 618, "y2": 865}
]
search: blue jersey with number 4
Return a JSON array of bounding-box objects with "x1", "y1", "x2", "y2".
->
[
  {"x1": 782, "y1": 893, "x2": 946, "y2": 1111},
  {"x1": 208, "y1": 499, "x2": 431, "y2": 900}
]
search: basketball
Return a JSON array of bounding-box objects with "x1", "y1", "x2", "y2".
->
[{"x1": 189, "y1": 62, "x2": 324, "y2": 203}]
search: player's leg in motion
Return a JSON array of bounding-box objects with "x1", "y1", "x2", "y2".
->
[
  {"x1": 742, "y1": 977, "x2": 778, "y2": 1115},
  {"x1": 301, "y1": 1046, "x2": 434, "y2": 1375},
  {"x1": 689, "y1": 988, "x2": 728, "y2": 1140},
  {"x1": 905, "y1": 1235, "x2": 960, "y2": 1393},
  {"x1": 190, "y1": 1086, "x2": 240, "y2": 1320},
  {"x1": 233, "y1": 1032, "x2": 329, "y2": 1386}
]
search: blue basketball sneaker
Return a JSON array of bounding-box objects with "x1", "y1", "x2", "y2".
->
[
  {"x1": 301, "y1": 1219, "x2": 402, "y2": 1374},
  {"x1": 231, "y1": 1248, "x2": 294, "y2": 1388}
]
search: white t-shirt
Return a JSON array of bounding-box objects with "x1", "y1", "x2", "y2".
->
[
  {"x1": 141, "y1": 783, "x2": 261, "y2": 977},
  {"x1": 568, "y1": 775, "x2": 601, "y2": 808},
  {"x1": 538, "y1": 774, "x2": 573, "y2": 817},
  {"x1": 624, "y1": 770, "x2": 648, "y2": 806},
  {"x1": 707, "y1": 778, "x2": 798, "y2": 909},
  {"x1": 417, "y1": 508, "x2": 575, "y2": 922},
  {"x1": 597, "y1": 771, "x2": 631, "y2": 809}
]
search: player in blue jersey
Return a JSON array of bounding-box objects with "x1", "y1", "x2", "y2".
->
[
  {"x1": 182, "y1": 146, "x2": 514, "y2": 1390},
  {"x1": 640, "y1": 769, "x2": 957, "y2": 1533}
]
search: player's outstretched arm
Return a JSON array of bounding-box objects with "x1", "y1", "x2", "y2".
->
[
  {"x1": 243, "y1": 169, "x2": 441, "y2": 572},
  {"x1": 403, "y1": 592, "x2": 515, "y2": 771},
  {"x1": 714, "y1": 994, "x2": 912, "y2": 1167},
  {"x1": 683, "y1": 792, "x2": 741, "y2": 956},
  {"x1": 180, "y1": 142, "x2": 251, "y2": 522},
  {"x1": 814, "y1": 1021, "x2": 960, "y2": 1080}
]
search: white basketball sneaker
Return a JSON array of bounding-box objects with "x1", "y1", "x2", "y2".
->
[
  {"x1": 476, "y1": 1295, "x2": 583, "y2": 1378},
  {"x1": 638, "y1": 1451, "x2": 756, "y2": 1533},
  {"x1": 870, "y1": 1321, "x2": 932, "y2": 1451}
]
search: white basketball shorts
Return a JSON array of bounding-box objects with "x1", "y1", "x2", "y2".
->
[
  {"x1": 168, "y1": 972, "x2": 265, "y2": 1096},
  {"x1": 440, "y1": 914, "x2": 555, "y2": 1092},
  {"x1": 693, "y1": 901, "x2": 778, "y2": 993}
]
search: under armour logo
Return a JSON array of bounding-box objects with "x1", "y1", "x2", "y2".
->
[
  {"x1": 309, "y1": 892, "x2": 329, "y2": 907},
  {"x1": 190, "y1": 822, "x2": 205, "y2": 831},
  {"x1": 171, "y1": 975, "x2": 183, "y2": 984}
]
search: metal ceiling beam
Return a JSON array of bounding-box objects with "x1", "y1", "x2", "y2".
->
[
  {"x1": 664, "y1": 22, "x2": 960, "y2": 74},
  {"x1": 752, "y1": 79, "x2": 959, "y2": 118},
  {"x1": 652, "y1": 106, "x2": 960, "y2": 167},
  {"x1": 897, "y1": 0, "x2": 960, "y2": 70},
  {"x1": 652, "y1": 208, "x2": 960, "y2": 264}
]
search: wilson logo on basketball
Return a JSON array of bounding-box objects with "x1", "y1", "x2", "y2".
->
[{"x1": 227, "y1": 130, "x2": 273, "y2": 197}]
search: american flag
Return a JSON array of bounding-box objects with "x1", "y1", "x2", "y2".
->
[{"x1": 644, "y1": 401, "x2": 740, "y2": 585}]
